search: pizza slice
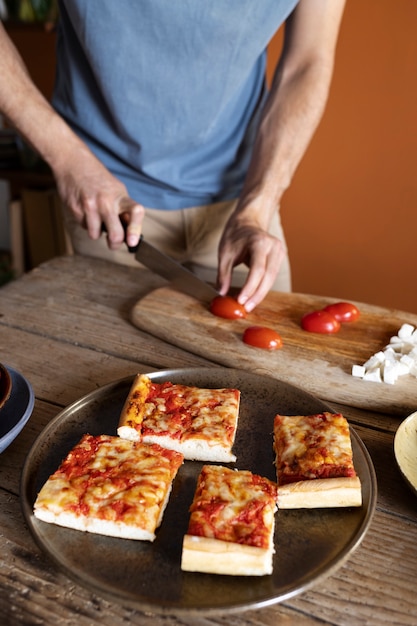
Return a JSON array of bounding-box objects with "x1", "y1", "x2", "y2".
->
[
  {"x1": 181, "y1": 464, "x2": 278, "y2": 576},
  {"x1": 117, "y1": 374, "x2": 240, "y2": 462},
  {"x1": 33, "y1": 434, "x2": 183, "y2": 541},
  {"x1": 273, "y1": 412, "x2": 362, "y2": 509}
]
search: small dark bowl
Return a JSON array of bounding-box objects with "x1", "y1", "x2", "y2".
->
[{"x1": 0, "y1": 364, "x2": 12, "y2": 411}]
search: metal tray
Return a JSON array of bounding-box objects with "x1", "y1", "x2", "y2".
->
[{"x1": 21, "y1": 367, "x2": 377, "y2": 616}]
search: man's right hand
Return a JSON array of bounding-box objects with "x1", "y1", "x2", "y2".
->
[{"x1": 53, "y1": 144, "x2": 145, "y2": 250}]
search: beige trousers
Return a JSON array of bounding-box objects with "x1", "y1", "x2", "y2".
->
[{"x1": 63, "y1": 199, "x2": 291, "y2": 291}]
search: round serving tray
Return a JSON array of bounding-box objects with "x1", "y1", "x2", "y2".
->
[{"x1": 21, "y1": 367, "x2": 377, "y2": 616}]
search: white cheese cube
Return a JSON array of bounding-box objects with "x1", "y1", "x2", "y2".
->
[
  {"x1": 383, "y1": 360, "x2": 408, "y2": 384},
  {"x1": 400, "y1": 354, "x2": 414, "y2": 370},
  {"x1": 398, "y1": 323, "x2": 415, "y2": 339},
  {"x1": 383, "y1": 347, "x2": 397, "y2": 362},
  {"x1": 364, "y1": 351, "x2": 385, "y2": 369},
  {"x1": 397, "y1": 361, "x2": 411, "y2": 376},
  {"x1": 352, "y1": 364, "x2": 366, "y2": 378},
  {"x1": 400, "y1": 341, "x2": 415, "y2": 355},
  {"x1": 363, "y1": 368, "x2": 382, "y2": 383},
  {"x1": 389, "y1": 336, "x2": 402, "y2": 345},
  {"x1": 383, "y1": 363, "x2": 399, "y2": 385}
]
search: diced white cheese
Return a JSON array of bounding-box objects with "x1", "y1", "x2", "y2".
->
[
  {"x1": 352, "y1": 364, "x2": 366, "y2": 378},
  {"x1": 383, "y1": 347, "x2": 397, "y2": 362},
  {"x1": 398, "y1": 361, "x2": 411, "y2": 376},
  {"x1": 389, "y1": 336, "x2": 403, "y2": 346},
  {"x1": 363, "y1": 351, "x2": 385, "y2": 369},
  {"x1": 398, "y1": 323, "x2": 415, "y2": 339},
  {"x1": 363, "y1": 368, "x2": 382, "y2": 383},
  {"x1": 403, "y1": 342, "x2": 417, "y2": 354},
  {"x1": 409, "y1": 364, "x2": 417, "y2": 378},
  {"x1": 400, "y1": 354, "x2": 414, "y2": 369},
  {"x1": 351, "y1": 322, "x2": 417, "y2": 385},
  {"x1": 383, "y1": 362, "x2": 400, "y2": 385},
  {"x1": 382, "y1": 360, "x2": 409, "y2": 384}
]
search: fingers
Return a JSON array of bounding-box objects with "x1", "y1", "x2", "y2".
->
[
  {"x1": 88, "y1": 196, "x2": 145, "y2": 250},
  {"x1": 238, "y1": 241, "x2": 284, "y2": 312},
  {"x1": 98, "y1": 209, "x2": 125, "y2": 247},
  {"x1": 217, "y1": 255, "x2": 234, "y2": 298},
  {"x1": 57, "y1": 160, "x2": 145, "y2": 250},
  {"x1": 218, "y1": 230, "x2": 285, "y2": 312},
  {"x1": 120, "y1": 199, "x2": 145, "y2": 248}
]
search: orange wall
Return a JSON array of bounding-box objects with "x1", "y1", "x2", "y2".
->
[{"x1": 268, "y1": 0, "x2": 417, "y2": 314}]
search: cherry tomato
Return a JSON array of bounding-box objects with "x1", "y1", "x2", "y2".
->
[
  {"x1": 323, "y1": 301, "x2": 360, "y2": 323},
  {"x1": 301, "y1": 310, "x2": 341, "y2": 334},
  {"x1": 242, "y1": 326, "x2": 283, "y2": 350},
  {"x1": 209, "y1": 296, "x2": 247, "y2": 320}
]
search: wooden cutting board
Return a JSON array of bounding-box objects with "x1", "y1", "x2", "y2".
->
[{"x1": 131, "y1": 288, "x2": 417, "y2": 416}]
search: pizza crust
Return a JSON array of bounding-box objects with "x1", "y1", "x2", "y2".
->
[
  {"x1": 117, "y1": 424, "x2": 140, "y2": 441},
  {"x1": 117, "y1": 373, "x2": 150, "y2": 438},
  {"x1": 117, "y1": 427, "x2": 237, "y2": 462},
  {"x1": 34, "y1": 507, "x2": 158, "y2": 541},
  {"x1": 277, "y1": 476, "x2": 362, "y2": 509},
  {"x1": 181, "y1": 535, "x2": 274, "y2": 576},
  {"x1": 141, "y1": 433, "x2": 236, "y2": 462}
]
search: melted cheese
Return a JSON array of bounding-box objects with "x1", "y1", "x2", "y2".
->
[
  {"x1": 187, "y1": 465, "x2": 277, "y2": 549},
  {"x1": 34, "y1": 434, "x2": 183, "y2": 539},
  {"x1": 274, "y1": 412, "x2": 356, "y2": 485},
  {"x1": 118, "y1": 375, "x2": 240, "y2": 460},
  {"x1": 143, "y1": 384, "x2": 239, "y2": 442}
]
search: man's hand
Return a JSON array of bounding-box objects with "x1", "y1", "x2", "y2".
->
[
  {"x1": 53, "y1": 144, "x2": 145, "y2": 250},
  {"x1": 217, "y1": 210, "x2": 285, "y2": 313}
]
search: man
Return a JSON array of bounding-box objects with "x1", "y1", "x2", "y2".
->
[{"x1": 0, "y1": 0, "x2": 345, "y2": 311}]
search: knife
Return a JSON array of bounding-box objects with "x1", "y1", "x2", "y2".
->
[
  {"x1": 101, "y1": 223, "x2": 218, "y2": 302},
  {"x1": 134, "y1": 236, "x2": 219, "y2": 302}
]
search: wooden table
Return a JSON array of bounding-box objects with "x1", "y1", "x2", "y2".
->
[{"x1": 0, "y1": 254, "x2": 416, "y2": 626}]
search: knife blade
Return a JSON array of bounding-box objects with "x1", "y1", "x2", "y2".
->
[
  {"x1": 134, "y1": 236, "x2": 218, "y2": 302},
  {"x1": 101, "y1": 221, "x2": 218, "y2": 301}
]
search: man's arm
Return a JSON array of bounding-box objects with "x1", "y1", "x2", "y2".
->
[
  {"x1": 0, "y1": 22, "x2": 143, "y2": 249},
  {"x1": 217, "y1": 0, "x2": 346, "y2": 310}
]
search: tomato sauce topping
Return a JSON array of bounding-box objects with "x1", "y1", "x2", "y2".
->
[
  {"x1": 188, "y1": 467, "x2": 277, "y2": 549},
  {"x1": 279, "y1": 465, "x2": 356, "y2": 485},
  {"x1": 141, "y1": 382, "x2": 238, "y2": 443}
]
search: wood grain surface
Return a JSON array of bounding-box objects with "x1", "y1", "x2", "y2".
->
[
  {"x1": 1, "y1": 256, "x2": 417, "y2": 625},
  {"x1": 131, "y1": 287, "x2": 417, "y2": 416}
]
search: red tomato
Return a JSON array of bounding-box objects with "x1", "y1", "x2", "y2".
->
[
  {"x1": 242, "y1": 326, "x2": 283, "y2": 350},
  {"x1": 209, "y1": 296, "x2": 247, "y2": 320},
  {"x1": 323, "y1": 301, "x2": 360, "y2": 323},
  {"x1": 301, "y1": 310, "x2": 341, "y2": 334}
]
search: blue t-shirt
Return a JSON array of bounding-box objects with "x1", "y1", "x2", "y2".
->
[{"x1": 54, "y1": 1, "x2": 299, "y2": 209}]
